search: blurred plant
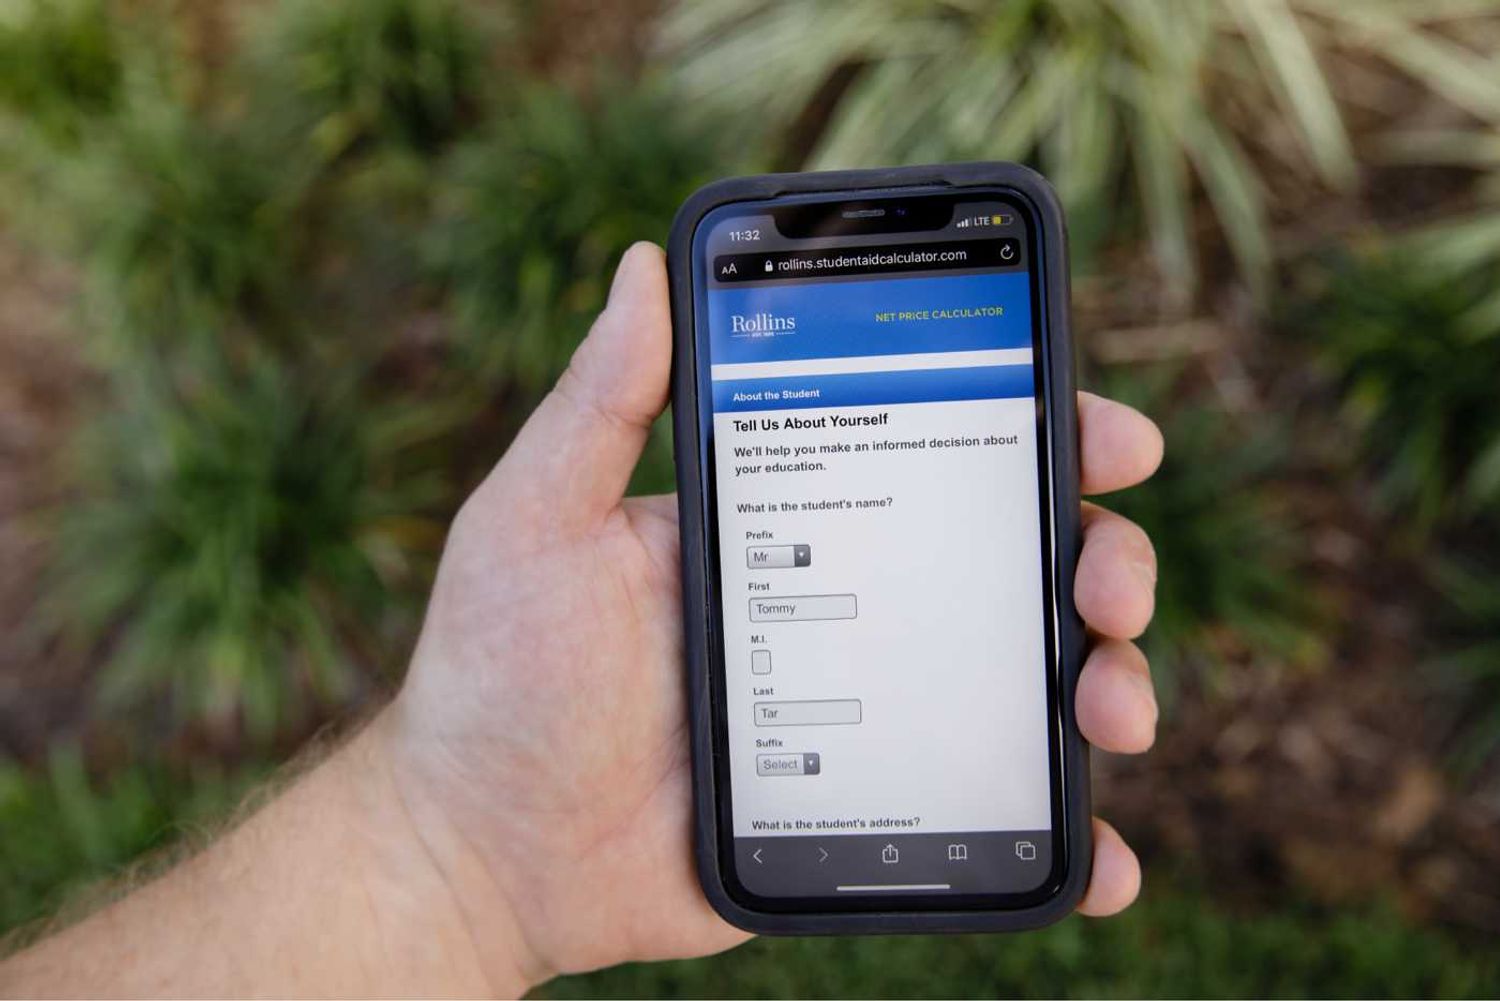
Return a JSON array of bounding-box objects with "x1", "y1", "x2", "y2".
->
[
  {"x1": 1292, "y1": 251, "x2": 1500, "y2": 531},
  {"x1": 430, "y1": 84, "x2": 723, "y2": 394},
  {"x1": 662, "y1": 0, "x2": 1500, "y2": 302},
  {"x1": 255, "y1": 0, "x2": 500, "y2": 162},
  {"x1": 1091, "y1": 367, "x2": 1320, "y2": 700},
  {"x1": 0, "y1": 0, "x2": 121, "y2": 142},
  {"x1": 6, "y1": 0, "x2": 508, "y2": 365},
  {"x1": 8, "y1": 0, "x2": 521, "y2": 743},
  {"x1": 662, "y1": 0, "x2": 1365, "y2": 298},
  {"x1": 1401, "y1": 204, "x2": 1500, "y2": 336},
  {"x1": 48, "y1": 362, "x2": 448, "y2": 740},
  {"x1": 60, "y1": 102, "x2": 305, "y2": 366},
  {"x1": 1374, "y1": 4, "x2": 1500, "y2": 324},
  {"x1": 1430, "y1": 547, "x2": 1500, "y2": 774},
  {"x1": 0, "y1": 747, "x2": 267, "y2": 933}
]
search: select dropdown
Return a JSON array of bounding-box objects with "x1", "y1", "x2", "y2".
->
[
  {"x1": 747, "y1": 544, "x2": 812, "y2": 569},
  {"x1": 756, "y1": 752, "x2": 822, "y2": 776}
]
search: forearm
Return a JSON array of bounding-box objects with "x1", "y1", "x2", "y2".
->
[{"x1": 0, "y1": 715, "x2": 534, "y2": 999}]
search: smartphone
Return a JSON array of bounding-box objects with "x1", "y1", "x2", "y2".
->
[{"x1": 668, "y1": 163, "x2": 1088, "y2": 934}]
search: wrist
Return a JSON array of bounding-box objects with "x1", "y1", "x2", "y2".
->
[{"x1": 359, "y1": 704, "x2": 549, "y2": 996}]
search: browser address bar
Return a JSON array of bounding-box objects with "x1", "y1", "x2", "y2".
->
[{"x1": 713, "y1": 238, "x2": 1022, "y2": 283}]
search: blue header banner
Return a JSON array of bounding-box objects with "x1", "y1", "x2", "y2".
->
[
  {"x1": 706, "y1": 272, "x2": 1031, "y2": 365},
  {"x1": 712, "y1": 365, "x2": 1035, "y2": 413}
]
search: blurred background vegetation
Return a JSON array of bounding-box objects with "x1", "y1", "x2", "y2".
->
[{"x1": 1, "y1": 0, "x2": 1499, "y2": 995}]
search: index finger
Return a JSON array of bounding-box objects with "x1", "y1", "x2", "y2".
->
[{"x1": 1079, "y1": 392, "x2": 1164, "y2": 495}]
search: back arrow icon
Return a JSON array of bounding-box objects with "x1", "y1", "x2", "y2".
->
[
  {"x1": 817, "y1": 847, "x2": 829, "y2": 863},
  {"x1": 752, "y1": 848, "x2": 764, "y2": 864}
]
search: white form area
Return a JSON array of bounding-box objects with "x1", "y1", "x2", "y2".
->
[{"x1": 715, "y1": 393, "x2": 1053, "y2": 838}]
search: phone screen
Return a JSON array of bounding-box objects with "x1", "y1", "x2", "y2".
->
[{"x1": 690, "y1": 189, "x2": 1064, "y2": 911}]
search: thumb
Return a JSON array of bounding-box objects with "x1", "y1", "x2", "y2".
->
[{"x1": 470, "y1": 242, "x2": 672, "y2": 538}]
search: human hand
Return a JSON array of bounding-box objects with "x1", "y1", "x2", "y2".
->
[{"x1": 375, "y1": 243, "x2": 1164, "y2": 992}]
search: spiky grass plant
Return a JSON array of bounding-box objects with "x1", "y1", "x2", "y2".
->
[
  {"x1": 1294, "y1": 251, "x2": 1500, "y2": 531},
  {"x1": 49, "y1": 362, "x2": 447, "y2": 739},
  {"x1": 253, "y1": 0, "x2": 499, "y2": 161},
  {"x1": 661, "y1": 0, "x2": 1340, "y2": 295},
  {"x1": 1431, "y1": 548, "x2": 1500, "y2": 774},
  {"x1": 13, "y1": 1, "x2": 725, "y2": 742},
  {"x1": 430, "y1": 85, "x2": 722, "y2": 393},
  {"x1": 661, "y1": 0, "x2": 1500, "y2": 299},
  {"x1": 63, "y1": 103, "x2": 303, "y2": 366}
]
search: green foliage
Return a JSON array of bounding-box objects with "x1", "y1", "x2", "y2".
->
[
  {"x1": 1377, "y1": 11, "x2": 1500, "y2": 320},
  {"x1": 661, "y1": 0, "x2": 1371, "y2": 295},
  {"x1": 49, "y1": 364, "x2": 446, "y2": 739},
  {"x1": 662, "y1": 0, "x2": 1500, "y2": 301},
  {"x1": 0, "y1": 0, "x2": 724, "y2": 741},
  {"x1": 1431, "y1": 546, "x2": 1500, "y2": 773},
  {"x1": 546, "y1": 883, "x2": 1500, "y2": 999},
  {"x1": 3, "y1": 0, "x2": 532, "y2": 739},
  {"x1": 430, "y1": 85, "x2": 721, "y2": 392},
  {"x1": 66, "y1": 104, "x2": 302, "y2": 362},
  {"x1": 0, "y1": 749, "x2": 266, "y2": 933},
  {"x1": 258, "y1": 0, "x2": 498, "y2": 161},
  {"x1": 1090, "y1": 368, "x2": 1318, "y2": 699},
  {"x1": 0, "y1": 0, "x2": 122, "y2": 141},
  {"x1": 1295, "y1": 251, "x2": 1500, "y2": 530}
]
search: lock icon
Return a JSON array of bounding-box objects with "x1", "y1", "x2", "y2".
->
[{"x1": 764, "y1": 259, "x2": 774, "y2": 273}]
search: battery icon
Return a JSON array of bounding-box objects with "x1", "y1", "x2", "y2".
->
[{"x1": 992, "y1": 214, "x2": 1012, "y2": 226}]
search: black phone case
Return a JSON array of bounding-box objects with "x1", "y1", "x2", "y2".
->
[{"x1": 667, "y1": 162, "x2": 1089, "y2": 934}]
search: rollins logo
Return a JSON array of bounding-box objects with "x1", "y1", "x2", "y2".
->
[{"x1": 730, "y1": 312, "x2": 796, "y2": 334}]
